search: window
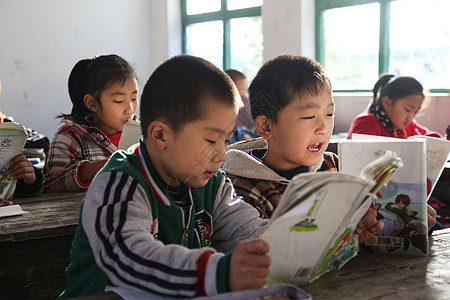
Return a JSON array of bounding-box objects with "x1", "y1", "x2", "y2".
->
[
  {"x1": 316, "y1": 0, "x2": 450, "y2": 92},
  {"x1": 181, "y1": 0, "x2": 263, "y2": 79}
]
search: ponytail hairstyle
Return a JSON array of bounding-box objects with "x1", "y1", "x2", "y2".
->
[
  {"x1": 61, "y1": 54, "x2": 137, "y2": 124},
  {"x1": 372, "y1": 74, "x2": 424, "y2": 107}
]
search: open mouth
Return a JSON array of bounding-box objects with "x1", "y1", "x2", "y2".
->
[
  {"x1": 307, "y1": 143, "x2": 322, "y2": 152},
  {"x1": 204, "y1": 170, "x2": 216, "y2": 178}
]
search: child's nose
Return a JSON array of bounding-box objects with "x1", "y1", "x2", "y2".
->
[
  {"x1": 213, "y1": 144, "x2": 227, "y2": 163},
  {"x1": 316, "y1": 116, "x2": 329, "y2": 134},
  {"x1": 125, "y1": 101, "x2": 135, "y2": 114}
]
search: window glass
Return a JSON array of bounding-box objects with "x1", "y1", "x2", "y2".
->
[
  {"x1": 230, "y1": 16, "x2": 263, "y2": 79},
  {"x1": 389, "y1": 0, "x2": 450, "y2": 89},
  {"x1": 323, "y1": 3, "x2": 380, "y2": 90},
  {"x1": 186, "y1": 0, "x2": 221, "y2": 15},
  {"x1": 186, "y1": 21, "x2": 223, "y2": 69},
  {"x1": 227, "y1": 0, "x2": 263, "y2": 10}
]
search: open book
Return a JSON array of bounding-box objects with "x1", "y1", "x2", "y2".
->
[
  {"x1": 350, "y1": 133, "x2": 450, "y2": 198},
  {"x1": 0, "y1": 122, "x2": 28, "y2": 201},
  {"x1": 338, "y1": 136, "x2": 450, "y2": 256},
  {"x1": 261, "y1": 152, "x2": 403, "y2": 286}
]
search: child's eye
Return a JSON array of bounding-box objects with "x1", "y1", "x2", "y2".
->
[
  {"x1": 327, "y1": 113, "x2": 334, "y2": 117},
  {"x1": 114, "y1": 100, "x2": 124, "y2": 104},
  {"x1": 302, "y1": 116, "x2": 315, "y2": 120},
  {"x1": 206, "y1": 139, "x2": 216, "y2": 145}
]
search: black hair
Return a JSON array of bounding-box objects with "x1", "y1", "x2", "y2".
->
[
  {"x1": 249, "y1": 55, "x2": 331, "y2": 122},
  {"x1": 140, "y1": 55, "x2": 238, "y2": 137},
  {"x1": 372, "y1": 74, "x2": 424, "y2": 106},
  {"x1": 224, "y1": 69, "x2": 247, "y2": 83},
  {"x1": 61, "y1": 54, "x2": 137, "y2": 124}
]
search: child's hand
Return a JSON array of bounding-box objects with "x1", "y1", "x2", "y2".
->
[
  {"x1": 8, "y1": 154, "x2": 36, "y2": 185},
  {"x1": 229, "y1": 238, "x2": 271, "y2": 291},
  {"x1": 356, "y1": 206, "x2": 384, "y2": 242},
  {"x1": 427, "y1": 204, "x2": 437, "y2": 230}
]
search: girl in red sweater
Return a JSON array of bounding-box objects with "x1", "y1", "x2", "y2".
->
[{"x1": 348, "y1": 74, "x2": 443, "y2": 139}]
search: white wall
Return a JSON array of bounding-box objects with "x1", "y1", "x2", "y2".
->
[
  {"x1": 262, "y1": 0, "x2": 315, "y2": 60},
  {"x1": 0, "y1": 0, "x2": 181, "y2": 139}
]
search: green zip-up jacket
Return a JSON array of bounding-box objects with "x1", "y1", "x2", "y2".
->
[{"x1": 59, "y1": 142, "x2": 267, "y2": 299}]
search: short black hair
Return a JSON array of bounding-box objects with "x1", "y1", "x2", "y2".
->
[
  {"x1": 224, "y1": 69, "x2": 247, "y2": 83},
  {"x1": 249, "y1": 55, "x2": 331, "y2": 123},
  {"x1": 140, "y1": 55, "x2": 238, "y2": 137}
]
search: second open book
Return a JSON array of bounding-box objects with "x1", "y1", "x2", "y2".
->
[
  {"x1": 340, "y1": 134, "x2": 450, "y2": 257},
  {"x1": 261, "y1": 151, "x2": 403, "y2": 286}
]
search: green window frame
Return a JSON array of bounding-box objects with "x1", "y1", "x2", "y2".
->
[
  {"x1": 315, "y1": 0, "x2": 450, "y2": 93},
  {"x1": 181, "y1": 0, "x2": 261, "y2": 70}
]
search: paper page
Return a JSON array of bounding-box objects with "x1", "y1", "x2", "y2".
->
[
  {"x1": 0, "y1": 204, "x2": 28, "y2": 218},
  {"x1": 408, "y1": 135, "x2": 450, "y2": 194},
  {"x1": 262, "y1": 173, "x2": 369, "y2": 285},
  {"x1": 118, "y1": 119, "x2": 141, "y2": 150},
  {"x1": 0, "y1": 122, "x2": 28, "y2": 170},
  {"x1": 339, "y1": 139, "x2": 428, "y2": 256}
]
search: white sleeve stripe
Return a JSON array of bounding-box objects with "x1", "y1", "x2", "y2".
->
[{"x1": 94, "y1": 171, "x2": 198, "y2": 296}]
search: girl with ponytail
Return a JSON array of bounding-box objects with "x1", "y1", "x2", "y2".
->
[
  {"x1": 43, "y1": 54, "x2": 138, "y2": 193},
  {"x1": 347, "y1": 74, "x2": 442, "y2": 139}
]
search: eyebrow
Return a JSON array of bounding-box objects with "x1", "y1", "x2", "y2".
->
[
  {"x1": 299, "y1": 101, "x2": 335, "y2": 110},
  {"x1": 204, "y1": 126, "x2": 236, "y2": 136},
  {"x1": 110, "y1": 90, "x2": 138, "y2": 96}
]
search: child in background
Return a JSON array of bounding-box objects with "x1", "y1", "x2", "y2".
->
[
  {"x1": 0, "y1": 81, "x2": 43, "y2": 197},
  {"x1": 225, "y1": 69, "x2": 259, "y2": 143},
  {"x1": 221, "y1": 55, "x2": 382, "y2": 240},
  {"x1": 347, "y1": 74, "x2": 439, "y2": 229},
  {"x1": 42, "y1": 54, "x2": 138, "y2": 193},
  {"x1": 224, "y1": 69, "x2": 252, "y2": 129},
  {"x1": 59, "y1": 55, "x2": 271, "y2": 299},
  {"x1": 347, "y1": 74, "x2": 443, "y2": 139}
]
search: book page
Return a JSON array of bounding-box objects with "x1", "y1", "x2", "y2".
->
[
  {"x1": 118, "y1": 119, "x2": 141, "y2": 150},
  {"x1": 339, "y1": 139, "x2": 428, "y2": 256},
  {"x1": 0, "y1": 122, "x2": 28, "y2": 170},
  {"x1": 0, "y1": 204, "x2": 28, "y2": 218},
  {"x1": 408, "y1": 135, "x2": 450, "y2": 195},
  {"x1": 262, "y1": 172, "x2": 370, "y2": 285}
]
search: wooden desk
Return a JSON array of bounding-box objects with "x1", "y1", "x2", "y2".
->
[
  {"x1": 303, "y1": 228, "x2": 450, "y2": 299},
  {"x1": 0, "y1": 192, "x2": 85, "y2": 300}
]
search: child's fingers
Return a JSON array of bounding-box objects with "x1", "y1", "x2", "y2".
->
[
  {"x1": 241, "y1": 238, "x2": 270, "y2": 255},
  {"x1": 9, "y1": 154, "x2": 27, "y2": 166}
]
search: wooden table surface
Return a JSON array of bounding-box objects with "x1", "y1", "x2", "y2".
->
[
  {"x1": 0, "y1": 192, "x2": 86, "y2": 300},
  {"x1": 303, "y1": 228, "x2": 450, "y2": 300},
  {"x1": 1, "y1": 193, "x2": 449, "y2": 300},
  {"x1": 0, "y1": 192, "x2": 85, "y2": 241}
]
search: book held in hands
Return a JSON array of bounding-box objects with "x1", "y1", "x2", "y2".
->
[
  {"x1": 261, "y1": 152, "x2": 402, "y2": 285},
  {"x1": 0, "y1": 121, "x2": 29, "y2": 217},
  {"x1": 342, "y1": 134, "x2": 450, "y2": 256}
]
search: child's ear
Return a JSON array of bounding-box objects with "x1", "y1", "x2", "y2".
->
[
  {"x1": 84, "y1": 94, "x2": 98, "y2": 112},
  {"x1": 381, "y1": 96, "x2": 392, "y2": 109},
  {"x1": 254, "y1": 115, "x2": 273, "y2": 139},
  {"x1": 147, "y1": 120, "x2": 169, "y2": 150}
]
